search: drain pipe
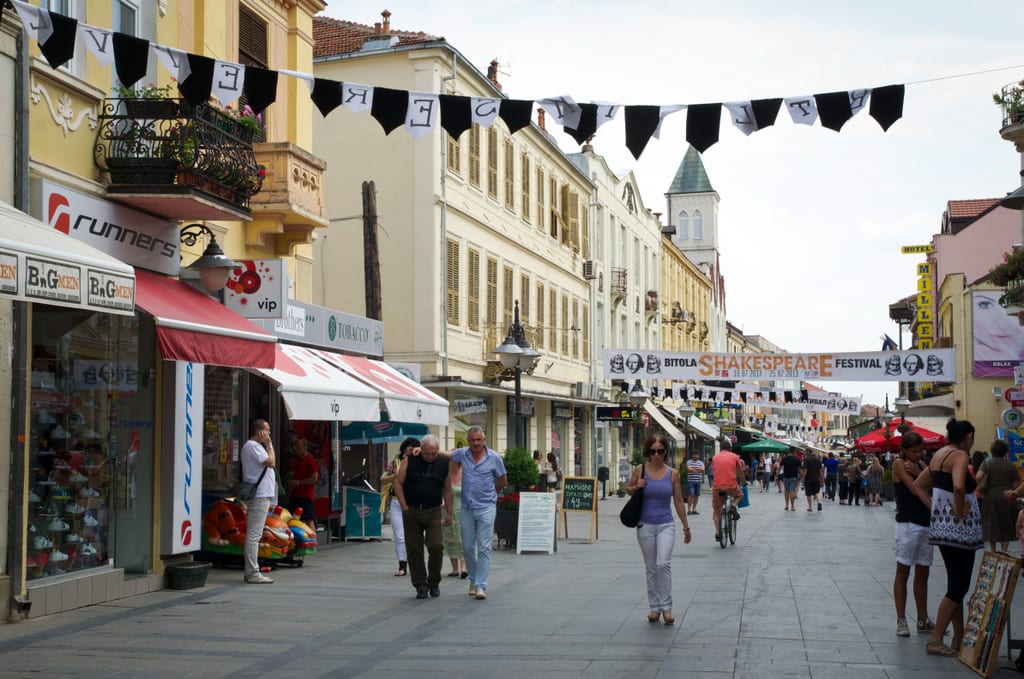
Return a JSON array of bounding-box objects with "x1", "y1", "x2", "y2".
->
[{"x1": 439, "y1": 51, "x2": 458, "y2": 446}]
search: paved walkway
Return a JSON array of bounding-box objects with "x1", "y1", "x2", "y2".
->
[{"x1": 0, "y1": 487, "x2": 1022, "y2": 677}]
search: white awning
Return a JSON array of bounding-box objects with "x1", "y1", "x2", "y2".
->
[
  {"x1": 0, "y1": 199, "x2": 135, "y2": 315},
  {"x1": 253, "y1": 344, "x2": 381, "y2": 421},
  {"x1": 314, "y1": 350, "x2": 450, "y2": 425},
  {"x1": 642, "y1": 401, "x2": 686, "y2": 444},
  {"x1": 685, "y1": 414, "x2": 721, "y2": 441}
]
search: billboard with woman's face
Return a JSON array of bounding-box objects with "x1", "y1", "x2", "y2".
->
[{"x1": 973, "y1": 290, "x2": 1024, "y2": 377}]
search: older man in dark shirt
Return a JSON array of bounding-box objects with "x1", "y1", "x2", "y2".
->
[{"x1": 394, "y1": 435, "x2": 452, "y2": 599}]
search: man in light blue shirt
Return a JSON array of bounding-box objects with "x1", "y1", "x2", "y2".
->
[{"x1": 450, "y1": 426, "x2": 507, "y2": 600}]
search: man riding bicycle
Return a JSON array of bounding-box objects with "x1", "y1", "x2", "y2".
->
[{"x1": 711, "y1": 440, "x2": 745, "y2": 542}]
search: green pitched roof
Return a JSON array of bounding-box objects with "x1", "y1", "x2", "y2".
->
[{"x1": 667, "y1": 146, "x2": 714, "y2": 194}]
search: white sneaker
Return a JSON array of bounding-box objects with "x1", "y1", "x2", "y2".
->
[
  {"x1": 28, "y1": 490, "x2": 41, "y2": 502},
  {"x1": 53, "y1": 459, "x2": 70, "y2": 471},
  {"x1": 474, "y1": 587, "x2": 486, "y2": 600},
  {"x1": 66, "y1": 533, "x2": 83, "y2": 545},
  {"x1": 33, "y1": 535, "x2": 53, "y2": 550},
  {"x1": 83, "y1": 514, "x2": 99, "y2": 527},
  {"x1": 79, "y1": 486, "x2": 101, "y2": 498},
  {"x1": 80, "y1": 543, "x2": 98, "y2": 557},
  {"x1": 47, "y1": 518, "x2": 70, "y2": 531},
  {"x1": 50, "y1": 549, "x2": 69, "y2": 563},
  {"x1": 64, "y1": 502, "x2": 85, "y2": 515},
  {"x1": 69, "y1": 472, "x2": 88, "y2": 484},
  {"x1": 244, "y1": 573, "x2": 274, "y2": 584},
  {"x1": 468, "y1": 582, "x2": 476, "y2": 597}
]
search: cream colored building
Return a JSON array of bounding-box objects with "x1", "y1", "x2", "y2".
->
[
  {"x1": 662, "y1": 238, "x2": 712, "y2": 354},
  {"x1": 312, "y1": 14, "x2": 596, "y2": 471}
]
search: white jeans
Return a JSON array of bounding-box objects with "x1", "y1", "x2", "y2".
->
[
  {"x1": 244, "y1": 497, "x2": 272, "y2": 577},
  {"x1": 637, "y1": 522, "x2": 675, "y2": 611},
  {"x1": 390, "y1": 497, "x2": 407, "y2": 563}
]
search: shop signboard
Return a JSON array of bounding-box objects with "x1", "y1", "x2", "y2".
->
[
  {"x1": 31, "y1": 178, "x2": 180, "y2": 275},
  {"x1": 162, "y1": 361, "x2": 204, "y2": 554},
  {"x1": 223, "y1": 259, "x2": 287, "y2": 320},
  {"x1": 255, "y1": 299, "x2": 383, "y2": 357}
]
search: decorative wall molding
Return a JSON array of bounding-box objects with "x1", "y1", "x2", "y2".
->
[{"x1": 29, "y1": 76, "x2": 97, "y2": 137}]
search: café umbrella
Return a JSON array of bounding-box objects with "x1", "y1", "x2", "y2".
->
[{"x1": 854, "y1": 420, "x2": 945, "y2": 454}]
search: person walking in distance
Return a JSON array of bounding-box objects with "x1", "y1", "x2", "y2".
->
[
  {"x1": 450, "y1": 427, "x2": 507, "y2": 600},
  {"x1": 241, "y1": 419, "x2": 276, "y2": 584},
  {"x1": 381, "y1": 438, "x2": 419, "y2": 577},
  {"x1": 779, "y1": 448, "x2": 802, "y2": 511},
  {"x1": 823, "y1": 452, "x2": 840, "y2": 501},
  {"x1": 685, "y1": 450, "x2": 705, "y2": 515},
  {"x1": 891, "y1": 432, "x2": 935, "y2": 638},
  {"x1": 393, "y1": 436, "x2": 453, "y2": 600},
  {"x1": 710, "y1": 440, "x2": 744, "y2": 542},
  {"x1": 837, "y1": 456, "x2": 850, "y2": 504},
  {"x1": 626, "y1": 434, "x2": 691, "y2": 625},
  {"x1": 285, "y1": 438, "x2": 318, "y2": 530},
  {"x1": 801, "y1": 449, "x2": 824, "y2": 512},
  {"x1": 846, "y1": 456, "x2": 864, "y2": 506}
]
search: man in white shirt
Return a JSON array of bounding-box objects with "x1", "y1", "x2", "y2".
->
[{"x1": 240, "y1": 419, "x2": 276, "y2": 584}]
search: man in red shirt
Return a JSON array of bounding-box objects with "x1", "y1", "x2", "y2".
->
[
  {"x1": 711, "y1": 440, "x2": 745, "y2": 541},
  {"x1": 286, "y1": 438, "x2": 319, "y2": 529}
]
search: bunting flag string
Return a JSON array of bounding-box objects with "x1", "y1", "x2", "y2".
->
[
  {"x1": 5, "y1": 0, "x2": 951, "y2": 160},
  {"x1": 637, "y1": 380, "x2": 861, "y2": 415}
]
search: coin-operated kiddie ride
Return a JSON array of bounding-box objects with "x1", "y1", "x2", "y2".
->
[{"x1": 201, "y1": 498, "x2": 317, "y2": 568}]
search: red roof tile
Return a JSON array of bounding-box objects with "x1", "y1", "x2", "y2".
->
[
  {"x1": 313, "y1": 15, "x2": 442, "y2": 59},
  {"x1": 946, "y1": 199, "x2": 1000, "y2": 219}
]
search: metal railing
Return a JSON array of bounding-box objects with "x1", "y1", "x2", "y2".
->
[{"x1": 94, "y1": 98, "x2": 263, "y2": 208}]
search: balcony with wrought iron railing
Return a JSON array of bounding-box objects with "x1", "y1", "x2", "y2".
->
[
  {"x1": 94, "y1": 98, "x2": 263, "y2": 221},
  {"x1": 996, "y1": 80, "x2": 1024, "y2": 147},
  {"x1": 610, "y1": 267, "x2": 627, "y2": 305}
]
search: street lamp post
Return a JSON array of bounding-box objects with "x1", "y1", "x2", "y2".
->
[
  {"x1": 492, "y1": 300, "x2": 540, "y2": 450},
  {"x1": 627, "y1": 380, "x2": 648, "y2": 453},
  {"x1": 881, "y1": 408, "x2": 895, "y2": 453},
  {"x1": 894, "y1": 396, "x2": 911, "y2": 432},
  {"x1": 678, "y1": 401, "x2": 695, "y2": 460}
]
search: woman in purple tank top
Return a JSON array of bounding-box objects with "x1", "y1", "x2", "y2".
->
[{"x1": 626, "y1": 434, "x2": 691, "y2": 625}]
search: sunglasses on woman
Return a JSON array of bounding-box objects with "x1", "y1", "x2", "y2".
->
[{"x1": 649, "y1": 448, "x2": 666, "y2": 455}]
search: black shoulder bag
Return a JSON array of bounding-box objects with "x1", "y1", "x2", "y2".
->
[
  {"x1": 238, "y1": 467, "x2": 269, "y2": 501},
  {"x1": 619, "y1": 465, "x2": 646, "y2": 528}
]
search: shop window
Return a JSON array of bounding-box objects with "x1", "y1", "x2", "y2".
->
[
  {"x1": 201, "y1": 366, "x2": 243, "y2": 495},
  {"x1": 453, "y1": 392, "x2": 489, "y2": 448},
  {"x1": 28, "y1": 307, "x2": 154, "y2": 581}
]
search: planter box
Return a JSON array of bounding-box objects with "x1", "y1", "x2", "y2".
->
[
  {"x1": 166, "y1": 561, "x2": 211, "y2": 590},
  {"x1": 123, "y1": 98, "x2": 180, "y2": 119},
  {"x1": 106, "y1": 157, "x2": 178, "y2": 185},
  {"x1": 494, "y1": 508, "x2": 518, "y2": 549}
]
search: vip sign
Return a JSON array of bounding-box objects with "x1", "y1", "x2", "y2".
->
[
  {"x1": 223, "y1": 259, "x2": 287, "y2": 320},
  {"x1": 916, "y1": 262, "x2": 933, "y2": 349}
]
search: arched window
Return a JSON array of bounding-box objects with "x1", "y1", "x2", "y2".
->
[
  {"x1": 677, "y1": 211, "x2": 688, "y2": 240},
  {"x1": 693, "y1": 211, "x2": 703, "y2": 240}
]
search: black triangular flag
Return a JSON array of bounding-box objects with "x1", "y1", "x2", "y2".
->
[
  {"x1": 439, "y1": 94, "x2": 472, "y2": 139},
  {"x1": 869, "y1": 84, "x2": 905, "y2": 131},
  {"x1": 243, "y1": 66, "x2": 278, "y2": 115},
  {"x1": 370, "y1": 87, "x2": 407, "y2": 134},
  {"x1": 178, "y1": 54, "x2": 215, "y2": 106},
  {"x1": 800, "y1": 389, "x2": 809, "y2": 402},
  {"x1": 686, "y1": 103, "x2": 722, "y2": 153},
  {"x1": 624, "y1": 105, "x2": 660, "y2": 160},
  {"x1": 310, "y1": 78, "x2": 342, "y2": 117},
  {"x1": 112, "y1": 33, "x2": 150, "y2": 89},
  {"x1": 751, "y1": 98, "x2": 783, "y2": 129},
  {"x1": 784, "y1": 391, "x2": 793, "y2": 403},
  {"x1": 814, "y1": 91, "x2": 853, "y2": 132},
  {"x1": 564, "y1": 103, "x2": 597, "y2": 145},
  {"x1": 39, "y1": 11, "x2": 78, "y2": 69},
  {"x1": 499, "y1": 99, "x2": 533, "y2": 134}
]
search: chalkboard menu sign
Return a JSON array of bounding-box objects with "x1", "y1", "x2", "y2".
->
[
  {"x1": 561, "y1": 477, "x2": 597, "y2": 513},
  {"x1": 960, "y1": 551, "x2": 1020, "y2": 677}
]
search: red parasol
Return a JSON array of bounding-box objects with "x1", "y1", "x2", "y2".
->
[{"x1": 854, "y1": 419, "x2": 945, "y2": 454}]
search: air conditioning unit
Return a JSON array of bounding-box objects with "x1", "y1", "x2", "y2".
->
[
  {"x1": 680, "y1": 310, "x2": 692, "y2": 323},
  {"x1": 575, "y1": 381, "x2": 587, "y2": 398},
  {"x1": 582, "y1": 260, "x2": 596, "y2": 280}
]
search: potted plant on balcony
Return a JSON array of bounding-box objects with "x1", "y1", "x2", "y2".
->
[
  {"x1": 114, "y1": 80, "x2": 179, "y2": 119},
  {"x1": 990, "y1": 248, "x2": 1024, "y2": 312},
  {"x1": 994, "y1": 81, "x2": 1024, "y2": 126}
]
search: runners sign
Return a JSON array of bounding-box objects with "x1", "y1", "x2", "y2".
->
[{"x1": 603, "y1": 348, "x2": 956, "y2": 382}]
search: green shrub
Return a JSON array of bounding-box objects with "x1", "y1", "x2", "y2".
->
[{"x1": 502, "y1": 446, "x2": 537, "y2": 492}]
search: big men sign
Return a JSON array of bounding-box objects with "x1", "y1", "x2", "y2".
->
[{"x1": 603, "y1": 348, "x2": 956, "y2": 382}]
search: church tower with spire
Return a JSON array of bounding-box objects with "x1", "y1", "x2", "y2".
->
[{"x1": 665, "y1": 146, "x2": 727, "y2": 352}]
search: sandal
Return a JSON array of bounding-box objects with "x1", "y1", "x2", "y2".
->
[
  {"x1": 647, "y1": 612, "x2": 660, "y2": 623},
  {"x1": 925, "y1": 641, "x2": 956, "y2": 657},
  {"x1": 393, "y1": 569, "x2": 406, "y2": 577},
  {"x1": 662, "y1": 611, "x2": 675, "y2": 625},
  {"x1": 951, "y1": 635, "x2": 963, "y2": 653},
  {"x1": 447, "y1": 571, "x2": 460, "y2": 577}
]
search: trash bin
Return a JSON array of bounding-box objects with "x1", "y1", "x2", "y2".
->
[
  {"x1": 738, "y1": 484, "x2": 750, "y2": 508},
  {"x1": 166, "y1": 561, "x2": 212, "y2": 590}
]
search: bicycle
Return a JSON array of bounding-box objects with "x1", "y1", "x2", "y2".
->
[{"x1": 718, "y1": 490, "x2": 738, "y2": 548}]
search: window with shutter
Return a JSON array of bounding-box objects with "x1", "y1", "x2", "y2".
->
[
  {"x1": 536, "y1": 283, "x2": 545, "y2": 350},
  {"x1": 487, "y1": 128, "x2": 499, "y2": 200},
  {"x1": 569, "y1": 189, "x2": 580, "y2": 253},
  {"x1": 238, "y1": 4, "x2": 268, "y2": 142},
  {"x1": 535, "y1": 166, "x2": 544, "y2": 230},
  {"x1": 549, "y1": 177, "x2": 558, "y2": 239},
  {"x1": 582, "y1": 306, "x2": 589, "y2": 362},
  {"x1": 549, "y1": 289, "x2": 558, "y2": 350},
  {"x1": 560, "y1": 184, "x2": 571, "y2": 246},
  {"x1": 447, "y1": 133, "x2": 461, "y2": 175},
  {"x1": 503, "y1": 266, "x2": 513, "y2": 329},
  {"x1": 469, "y1": 125, "x2": 481, "y2": 187},
  {"x1": 561, "y1": 293, "x2": 570, "y2": 356},
  {"x1": 581, "y1": 199, "x2": 590, "y2": 258},
  {"x1": 572, "y1": 298, "x2": 579, "y2": 358},
  {"x1": 486, "y1": 258, "x2": 498, "y2": 327},
  {"x1": 520, "y1": 274, "x2": 530, "y2": 325},
  {"x1": 446, "y1": 240, "x2": 460, "y2": 325},
  {"x1": 521, "y1": 153, "x2": 531, "y2": 223},
  {"x1": 468, "y1": 248, "x2": 480, "y2": 331},
  {"x1": 504, "y1": 139, "x2": 515, "y2": 210}
]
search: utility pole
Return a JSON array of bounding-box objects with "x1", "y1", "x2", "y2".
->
[{"x1": 362, "y1": 181, "x2": 382, "y2": 321}]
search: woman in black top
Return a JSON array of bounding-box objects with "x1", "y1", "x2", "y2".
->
[
  {"x1": 915, "y1": 419, "x2": 982, "y2": 656},
  {"x1": 891, "y1": 432, "x2": 934, "y2": 638}
]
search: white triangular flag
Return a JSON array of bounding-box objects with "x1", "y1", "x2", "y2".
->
[
  {"x1": 10, "y1": 0, "x2": 53, "y2": 44},
  {"x1": 405, "y1": 92, "x2": 439, "y2": 140},
  {"x1": 784, "y1": 96, "x2": 818, "y2": 125},
  {"x1": 341, "y1": 82, "x2": 373, "y2": 113},
  {"x1": 651, "y1": 105, "x2": 684, "y2": 139},
  {"x1": 78, "y1": 24, "x2": 114, "y2": 67},
  {"x1": 724, "y1": 101, "x2": 757, "y2": 136},
  {"x1": 539, "y1": 95, "x2": 582, "y2": 130},
  {"x1": 152, "y1": 45, "x2": 191, "y2": 83},
  {"x1": 211, "y1": 60, "x2": 245, "y2": 107},
  {"x1": 470, "y1": 97, "x2": 501, "y2": 127}
]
